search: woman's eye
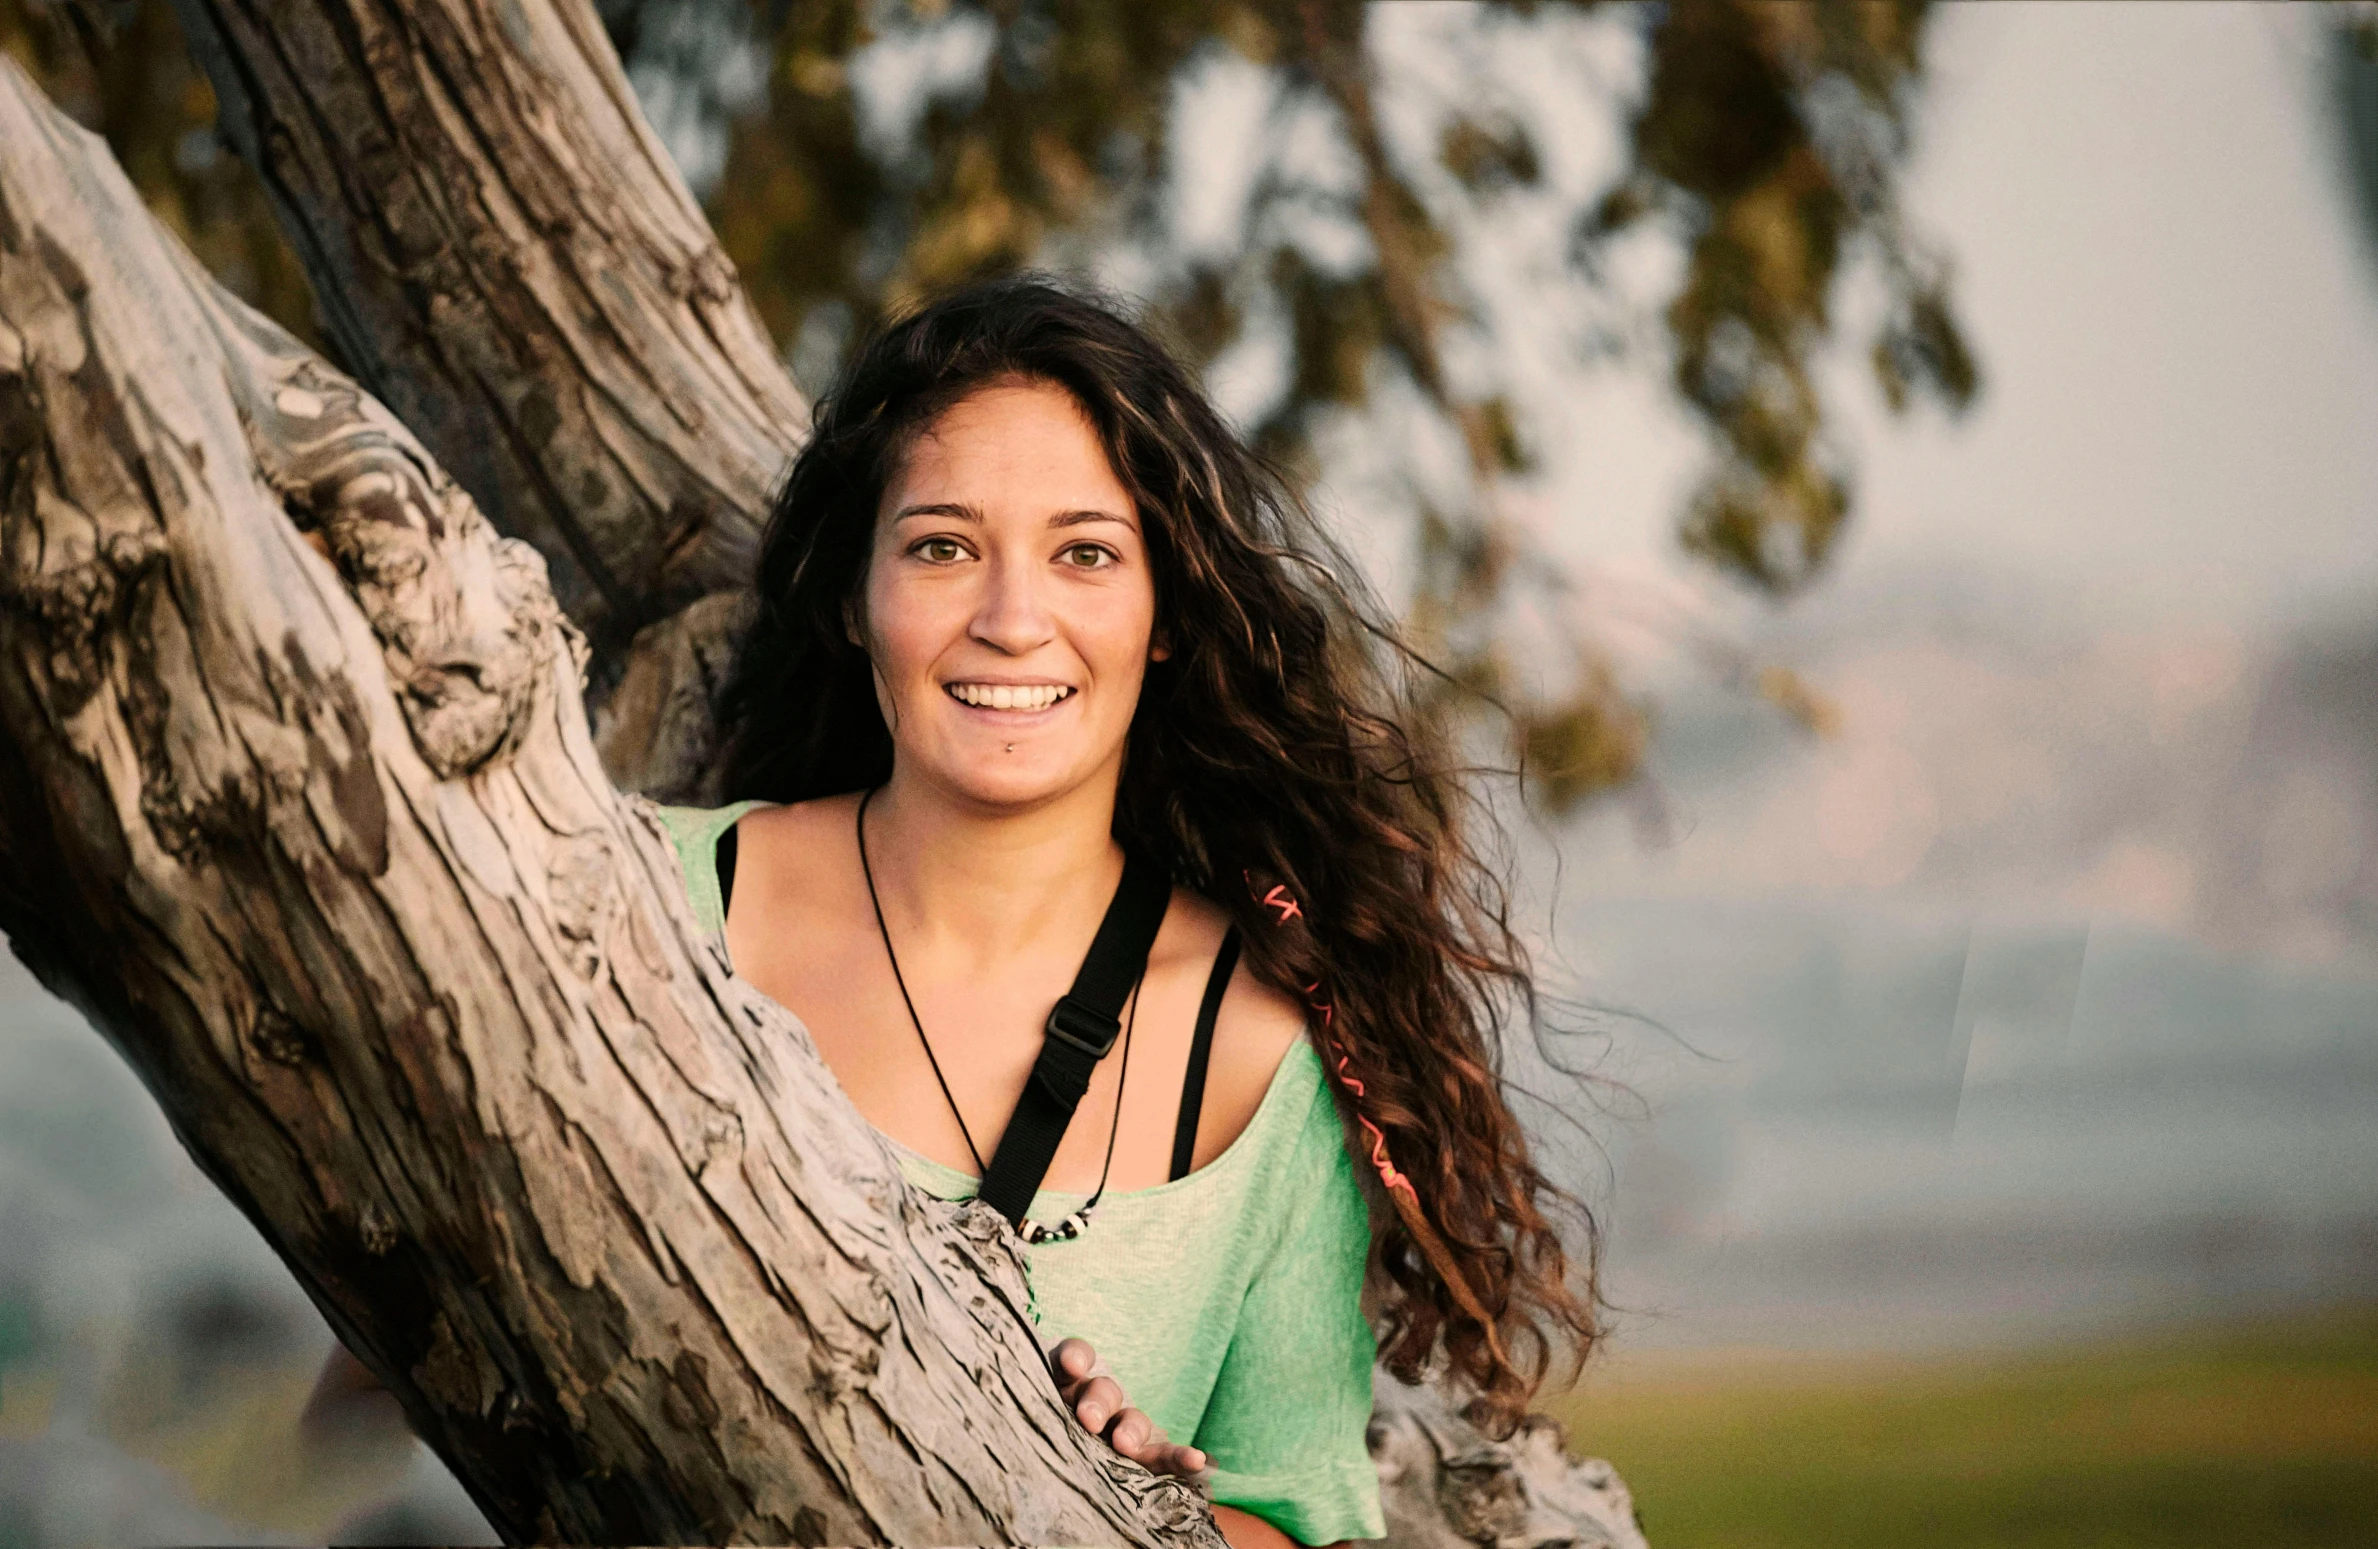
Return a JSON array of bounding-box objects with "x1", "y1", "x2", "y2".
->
[
  {"x1": 914, "y1": 537, "x2": 965, "y2": 563},
  {"x1": 1063, "y1": 544, "x2": 1113, "y2": 569}
]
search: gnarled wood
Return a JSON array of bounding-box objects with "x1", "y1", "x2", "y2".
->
[
  {"x1": 166, "y1": 0, "x2": 803, "y2": 678},
  {"x1": 9, "y1": 0, "x2": 1652, "y2": 1530},
  {"x1": 1371, "y1": 1379, "x2": 1646, "y2": 1549},
  {"x1": 0, "y1": 55, "x2": 1219, "y2": 1546},
  {"x1": 591, "y1": 586, "x2": 753, "y2": 806}
]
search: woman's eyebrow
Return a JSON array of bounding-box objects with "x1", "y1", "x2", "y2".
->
[
  {"x1": 1050, "y1": 508, "x2": 1133, "y2": 529},
  {"x1": 892, "y1": 501, "x2": 982, "y2": 523}
]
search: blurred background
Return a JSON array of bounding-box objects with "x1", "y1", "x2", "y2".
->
[{"x1": 2, "y1": 1, "x2": 2376, "y2": 1545}]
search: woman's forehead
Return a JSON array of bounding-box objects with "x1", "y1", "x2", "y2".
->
[{"x1": 885, "y1": 381, "x2": 1133, "y2": 523}]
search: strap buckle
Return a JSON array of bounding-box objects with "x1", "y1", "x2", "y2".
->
[{"x1": 1044, "y1": 994, "x2": 1121, "y2": 1060}]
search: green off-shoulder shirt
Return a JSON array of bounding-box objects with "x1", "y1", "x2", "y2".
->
[{"x1": 657, "y1": 803, "x2": 1386, "y2": 1544}]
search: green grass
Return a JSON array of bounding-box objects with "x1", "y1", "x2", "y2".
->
[{"x1": 1541, "y1": 1307, "x2": 2378, "y2": 1549}]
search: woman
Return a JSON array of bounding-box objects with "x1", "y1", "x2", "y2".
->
[{"x1": 307, "y1": 277, "x2": 1597, "y2": 1547}]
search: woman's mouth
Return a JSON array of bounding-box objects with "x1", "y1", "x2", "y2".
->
[{"x1": 945, "y1": 682, "x2": 1075, "y2": 712}]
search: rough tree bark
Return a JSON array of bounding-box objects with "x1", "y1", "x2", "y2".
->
[
  {"x1": 1370, "y1": 1380, "x2": 1646, "y2": 1549},
  {"x1": 167, "y1": 0, "x2": 803, "y2": 785},
  {"x1": 5, "y1": 0, "x2": 1652, "y2": 1537},
  {"x1": 0, "y1": 58, "x2": 1220, "y2": 1544}
]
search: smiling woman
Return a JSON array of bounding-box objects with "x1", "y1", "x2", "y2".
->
[
  {"x1": 695, "y1": 277, "x2": 1606, "y2": 1545},
  {"x1": 703, "y1": 349, "x2": 1363, "y2": 1545},
  {"x1": 299, "y1": 277, "x2": 1603, "y2": 1548}
]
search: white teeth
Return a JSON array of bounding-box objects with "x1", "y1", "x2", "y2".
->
[{"x1": 949, "y1": 683, "x2": 1071, "y2": 711}]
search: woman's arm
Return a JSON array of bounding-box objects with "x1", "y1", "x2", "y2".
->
[{"x1": 1214, "y1": 1502, "x2": 1348, "y2": 1549}]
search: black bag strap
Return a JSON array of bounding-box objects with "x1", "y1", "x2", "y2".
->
[{"x1": 975, "y1": 846, "x2": 1172, "y2": 1229}]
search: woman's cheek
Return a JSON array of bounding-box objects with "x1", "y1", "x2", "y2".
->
[
  {"x1": 870, "y1": 584, "x2": 955, "y2": 699},
  {"x1": 1082, "y1": 581, "x2": 1158, "y2": 680}
]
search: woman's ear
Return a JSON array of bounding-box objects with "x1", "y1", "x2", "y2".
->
[{"x1": 1149, "y1": 630, "x2": 1172, "y2": 664}]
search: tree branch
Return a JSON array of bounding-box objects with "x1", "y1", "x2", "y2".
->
[
  {"x1": 166, "y1": 0, "x2": 804, "y2": 674},
  {"x1": 0, "y1": 54, "x2": 1220, "y2": 1546}
]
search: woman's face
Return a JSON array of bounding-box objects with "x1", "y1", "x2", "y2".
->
[{"x1": 859, "y1": 378, "x2": 1163, "y2": 813}]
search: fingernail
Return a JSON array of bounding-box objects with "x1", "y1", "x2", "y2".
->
[{"x1": 1080, "y1": 1405, "x2": 1105, "y2": 1430}]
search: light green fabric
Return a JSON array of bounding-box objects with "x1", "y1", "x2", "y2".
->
[{"x1": 656, "y1": 802, "x2": 1385, "y2": 1543}]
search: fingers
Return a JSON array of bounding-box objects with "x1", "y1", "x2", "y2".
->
[
  {"x1": 1049, "y1": 1337, "x2": 1101, "y2": 1388},
  {"x1": 1047, "y1": 1336, "x2": 1208, "y2": 1480},
  {"x1": 1071, "y1": 1374, "x2": 1127, "y2": 1433},
  {"x1": 1145, "y1": 1438, "x2": 1213, "y2": 1480},
  {"x1": 1105, "y1": 1405, "x2": 1155, "y2": 1453},
  {"x1": 1051, "y1": 1336, "x2": 1120, "y2": 1426},
  {"x1": 1101, "y1": 1407, "x2": 1208, "y2": 1477}
]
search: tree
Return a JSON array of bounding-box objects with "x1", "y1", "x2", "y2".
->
[
  {"x1": 0, "y1": 0, "x2": 1659, "y2": 1541},
  {"x1": 0, "y1": 0, "x2": 1975, "y2": 1541},
  {"x1": 2334, "y1": 5, "x2": 2378, "y2": 283},
  {"x1": 0, "y1": 42, "x2": 1233, "y2": 1542},
  {"x1": 2, "y1": 0, "x2": 1976, "y2": 810}
]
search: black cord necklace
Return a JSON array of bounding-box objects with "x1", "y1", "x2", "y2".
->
[{"x1": 855, "y1": 786, "x2": 1135, "y2": 1243}]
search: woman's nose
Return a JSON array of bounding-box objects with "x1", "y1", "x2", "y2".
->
[{"x1": 969, "y1": 550, "x2": 1057, "y2": 655}]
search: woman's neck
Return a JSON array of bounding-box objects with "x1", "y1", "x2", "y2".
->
[{"x1": 861, "y1": 768, "x2": 1126, "y2": 967}]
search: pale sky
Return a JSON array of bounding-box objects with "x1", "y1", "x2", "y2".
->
[
  {"x1": 1833, "y1": 1, "x2": 2378, "y2": 633},
  {"x1": 1661, "y1": 2, "x2": 2378, "y2": 636},
  {"x1": 1508, "y1": 4, "x2": 2378, "y2": 965}
]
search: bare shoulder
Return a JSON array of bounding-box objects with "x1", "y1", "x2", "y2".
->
[
  {"x1": 1161, "y1": 888, "x2": 1310, "y2": 1170},
  {"x1": 720, "y1": 795, "x2": 865, "y2": 957},
  {"x1": 736, "y1": 790, "x2": 857, "y2": 850},
  {"x1": 732, "y1": 793, "x2": 861, "y2": 888},
  {"x1": 1213, "y1": 941, "x2": 1307, "y2": 1064}
]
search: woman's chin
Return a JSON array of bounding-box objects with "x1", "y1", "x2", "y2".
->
[{"x1": 917, "y1": 747, "x2": 1096, "y2": 813}]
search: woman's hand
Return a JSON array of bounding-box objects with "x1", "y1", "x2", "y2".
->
[{"x1": 1048, "y1": 1337, "x2": 1208, "y2": 1479}]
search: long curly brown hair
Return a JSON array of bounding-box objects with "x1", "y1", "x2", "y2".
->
[{"x1": 716, "y1": 275, "x2": 1600, "y2": 1434}]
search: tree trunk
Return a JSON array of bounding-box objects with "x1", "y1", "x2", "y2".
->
[
  {"x1": 166, "y1": 0, "x2": 804, "y2": 749},
  {"x1": 6, "y1": 0, "x2": 1653, "y2": 1535},
  {"x1": 0, "y1": 57, "x2": 1220, "y2": 1545}
]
